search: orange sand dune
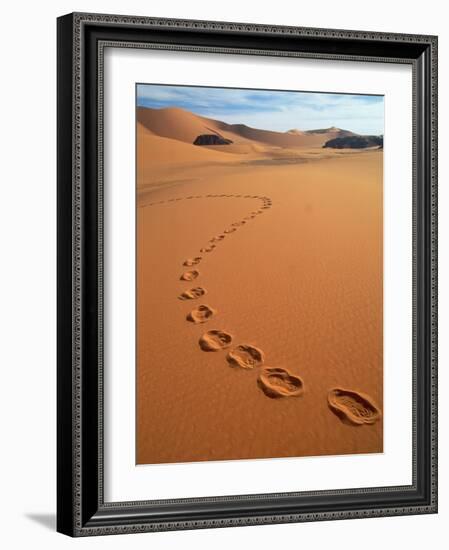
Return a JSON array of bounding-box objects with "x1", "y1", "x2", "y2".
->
[
  {"x1": 137, "y1": 121, "x2": 372, "y2": 194},
  {"x1": 136, "y1": 138, "x2": 383, "y2": 464},
  {"x1": 137, "y1": 122, "x2": 243, "y2": 166},
  {"x1": 137, "y1": 106, "x2": 353, "y2": 149},
  {"x1": 137, "y1": 122, "x2": 246, "y2": 189}
]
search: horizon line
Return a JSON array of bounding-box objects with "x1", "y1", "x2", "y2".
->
[{"x1": 136, "y1": 104, "x2": 383, "y2": 136}]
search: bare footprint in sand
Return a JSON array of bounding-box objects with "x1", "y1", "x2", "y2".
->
[
  {"x1": 180, "y1": 270, "x2": 199, "y2": 281},
  {"x1": 257, "y1": 367, "x2": 304, "y2": 398},
  {"x1": 210, "y1": 235, "x2": 225, "y2": 243},
  {"x1": 199, "y1": 330, "x2": 233, "y2": 351},
  {"x1": 187, "y1": 305, "x2": 216, "y2": 324},
  {"x1": 327, "y1": 387, "x2": 381, "y2": 425},
  {"x1": 183, "y1": 257, "x2": 202, "y2": 267},
  {"x1": 200, "y1": 245, "x2": 216, "y2": 253},
  {"x1": 178, "y1": 287, "x2": 207, "y2": 300},
  {"x1": 224, "y1": 228, "x2": 237, "y2": 234},
  {"x1": 226, "y1": 344, "x2": 264, "y2": 369}
]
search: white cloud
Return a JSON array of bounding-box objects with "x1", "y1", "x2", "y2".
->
[{"x1": 136, "y1": 84, "x2": 384, "y2": 135}]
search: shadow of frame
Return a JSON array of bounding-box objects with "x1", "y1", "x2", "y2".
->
[{"x1": 25, "y1": 513, "x2": 56, "y2": 531}]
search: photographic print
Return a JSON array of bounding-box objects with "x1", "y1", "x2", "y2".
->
[
  {"x1": 136, "y1": 84, "x2": 384, "y2": 465},
  {"x1": 57, "y1": 14, "x2": 437, "y2": 534}
]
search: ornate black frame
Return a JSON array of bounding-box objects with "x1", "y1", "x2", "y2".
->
[{"x1": 57, "y1": 12, "x2": 438, "y2": 537}]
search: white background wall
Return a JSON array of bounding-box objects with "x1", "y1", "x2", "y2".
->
[{"x1": 0, "y1": 1, "x2": 446, "y2": 548}]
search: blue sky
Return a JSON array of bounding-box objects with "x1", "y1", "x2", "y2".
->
[{"x1": 137, "y1": 84, "x2": 384, "y2": 135}]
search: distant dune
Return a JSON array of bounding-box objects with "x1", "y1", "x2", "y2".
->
[
  {"x1": 286, "y1": 128, "x2": 305, "y2": 135},
  {"x1": 305, "y1": 126, "x2": 354, "y2": 137},
  {"x1": 137, "y1": 106, "x2": 358, "y2": 149},
  {"x1": 136, "y1": 105, "x2": 383, "y2": 192}
]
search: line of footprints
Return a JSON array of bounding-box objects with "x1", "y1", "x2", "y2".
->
[{"x1": 173, "y1": 193, "x2": 381, "y2": 426}]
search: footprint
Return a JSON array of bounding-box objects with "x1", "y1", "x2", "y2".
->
[
  {"x1": 226, "y1": 344, "x2": 264, "y2": 369},
  {"x1": 183, "y1": 257, "x2": 202, "y2": 267},
  {"x1": 224, "y1": 228, "x2": 237, "y2": 234},
  {"x1": 257, "y1": 367, "x2": 304, "y2": 398},
  {"x1": 210, "y1": 235, "x2": 225, "y2": 243},
  {"x1": 199, "y1": 330, "x2": 233, "y2": 351},
  {"x1": 187, "y1": 305, "x2": 216, "y2": 324},
  {"x1": 327, "y1": 388, "x2": 381, "y2": 425},
  {"x1": 178, "y1": 287, "x2": 207, "y2": 300},
  {"x1": 180, "y1": 270, "x2": 199, "y2": 281},
  {"x1": 200, "y1": 245, "x2": 216, "y2": 253}
]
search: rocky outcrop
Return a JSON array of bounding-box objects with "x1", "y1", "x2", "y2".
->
[
  {"x1": 193, "y1": 134, "x2": 233, "y2": 146},
  {"x1": 323, "y1": 135, "x2": 383, "y2": 149}
]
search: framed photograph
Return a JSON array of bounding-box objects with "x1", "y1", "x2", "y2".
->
[{"x1": 57, "y1": 12, "x2": 438, "y2": 536}]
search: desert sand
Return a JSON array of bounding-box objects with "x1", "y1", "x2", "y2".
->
[{"x1": 136, "y1": 107, "x2": 383, "y2": 465}]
